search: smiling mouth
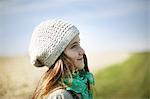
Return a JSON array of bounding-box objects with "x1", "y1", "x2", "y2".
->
[{"x1": 77, "y1": 58, "x2": 83, "y2": 60}]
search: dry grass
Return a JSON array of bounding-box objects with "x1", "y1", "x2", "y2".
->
[
  {"x1": 0, "y1": 55, "x2": 47, "y2": 99},
  {"x1": 0, "y1": 52, "x2": 130, "y2": 99},
  {"x1": 87, "y1": 52, "x2": 130, "y2": 73}
]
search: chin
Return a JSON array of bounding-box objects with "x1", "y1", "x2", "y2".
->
[{"x1": 77, "y1": 64, "x2": 85, "y2": 70}]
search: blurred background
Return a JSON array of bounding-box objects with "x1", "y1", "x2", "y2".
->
[{"x1": 0, "y1": 0, "x2": 149, "y2": 99}]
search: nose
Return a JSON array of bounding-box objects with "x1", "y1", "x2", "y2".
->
[{"x1": 79, "y1": 46, "x2": 85, "y2": 56}]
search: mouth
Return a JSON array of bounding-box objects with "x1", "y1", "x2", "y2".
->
[{"x1": 77, "y1": 58, "x2": 83, "y2": 61}]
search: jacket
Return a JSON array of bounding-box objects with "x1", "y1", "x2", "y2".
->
[{"x1": 47, "y1": 89, "x2": 82, "y2": 99}]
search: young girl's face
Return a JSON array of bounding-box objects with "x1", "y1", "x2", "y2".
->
[{"x1": 64, "y1": 35, "x2": 85, "y2": 70}]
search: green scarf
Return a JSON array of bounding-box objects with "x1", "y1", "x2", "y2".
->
[{"x1": 63, "y1": 71, "x2": 95, "y2": 99}]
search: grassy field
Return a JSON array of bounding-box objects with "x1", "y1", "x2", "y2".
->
[
  {"x1": 94, "y1": 52, "x2": 150, "y2": 99},
  {"x1": 0, "y1": 55, "x2": 47, "y2": 99},
  {"x1": 0, "y1": 52, "x2": 149, "y2": 99}
]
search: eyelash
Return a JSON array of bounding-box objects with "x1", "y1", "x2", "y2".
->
[{"x1": 71, "y1": 44, "x2": 80, "y2": 48}]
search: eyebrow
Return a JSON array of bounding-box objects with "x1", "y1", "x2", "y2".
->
[{"x1": 70, "y1": 42, "x2": 79, "y2": 46}]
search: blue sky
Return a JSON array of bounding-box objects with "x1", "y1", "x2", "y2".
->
[{"x1": 0, "y1": 0, "x2": 149, "y2": 56}]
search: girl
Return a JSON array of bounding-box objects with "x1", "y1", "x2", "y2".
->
[{"x1": 29, "y1": 19, "x2": 95, "y2": 99}]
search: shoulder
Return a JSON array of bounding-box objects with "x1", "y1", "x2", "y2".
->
[{"x1": 47, "y1": 89, "x2": 73, "y2": 99}]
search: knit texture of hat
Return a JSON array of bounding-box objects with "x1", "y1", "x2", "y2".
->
[{"x1": 29, "y1": 19, "x2": 79, "y2": 68}]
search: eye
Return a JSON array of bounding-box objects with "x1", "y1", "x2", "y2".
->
[
  {"x1": 71, "y1": 44, "x2": 78, "y2": 48},
  {"x1": 71, "y1": 43, "x2": 80, "y2": 49},
  {"x1": 70, "y1": 41, "x2": 81, "y2": 49}
]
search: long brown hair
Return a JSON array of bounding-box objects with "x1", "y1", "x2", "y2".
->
[{"x1": 32, "y1": 53, "x2": 91, "y2": 99}]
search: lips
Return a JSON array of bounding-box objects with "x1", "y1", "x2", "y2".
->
[{"x1": 77, "y1": 57, "x2": 83, "y2": 60}]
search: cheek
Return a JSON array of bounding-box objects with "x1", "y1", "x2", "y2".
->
[
  {"x1": 64, "y1": 50, "x2": 84, "y2": 70},
  {"x1": 74, "y1": 59, "x2": 84, "y2": 70},
  {"x1": 64, "y1": 50, "x2": 78, "y2": 61}
]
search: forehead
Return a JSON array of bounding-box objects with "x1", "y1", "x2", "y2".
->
[
  {"x1": 65, "y1": 35, "x2": 80, "y2": 50},
  {"x1": 69, "y1": 35, "x2": 80, "y2": 45}
]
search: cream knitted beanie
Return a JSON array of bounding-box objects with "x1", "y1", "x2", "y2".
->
[{"x1": 29, "y1": 19, "x2": 79, "y2": 68}]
